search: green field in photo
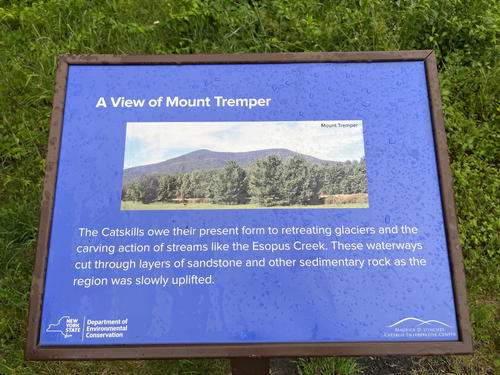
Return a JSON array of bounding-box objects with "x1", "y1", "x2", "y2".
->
[{"x1": 121, "y1": 201, "x2": 369, "y2": 210}]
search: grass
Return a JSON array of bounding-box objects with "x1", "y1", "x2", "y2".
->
[
  {"x1": 296, "y1": 357, "x2": 363, "y2": 375},
  {"x1": 121, "y1": 201, "x2": 369, "y2": 210},
  {"x1": 0, "y1": 0, "x2": 498, "y2": 374}
]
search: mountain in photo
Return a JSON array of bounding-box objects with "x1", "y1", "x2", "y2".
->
[{"x1": 123, "y1": 148, "x2": 336, "y2": 182}]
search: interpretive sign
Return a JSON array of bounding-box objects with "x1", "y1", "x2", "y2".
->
[{"x1": 26, "y1": 51, "x2": 472, "y2": 360}]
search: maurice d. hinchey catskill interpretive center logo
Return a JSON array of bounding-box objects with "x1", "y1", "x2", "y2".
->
[{"x1": 383, "y1": 317, "x2": 456, "y2": 339}]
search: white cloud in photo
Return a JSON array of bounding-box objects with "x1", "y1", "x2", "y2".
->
[{"x1": 123, "y1": 121, "x2": 365, "y2": 168}]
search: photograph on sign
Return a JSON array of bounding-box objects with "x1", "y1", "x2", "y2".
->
[
  {"x1": 26, "y1": 52, "x2": 471, "y2": 359},
  {"x1": 121, "y1": 120, "x2": 367, "y2": 210}
]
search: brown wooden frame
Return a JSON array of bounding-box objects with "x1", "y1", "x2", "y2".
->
[{"x1": 25, "y1": 51, "x2": 473, "y2": 360}]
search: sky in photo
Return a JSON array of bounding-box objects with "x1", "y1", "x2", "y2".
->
[{"x1": 123, "y1": 121, "x2": 365, "y2": 168}]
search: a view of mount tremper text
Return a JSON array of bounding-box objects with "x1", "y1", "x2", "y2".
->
[{"x1": 122, "y1": 148, "x2": 368, "y2": 210}]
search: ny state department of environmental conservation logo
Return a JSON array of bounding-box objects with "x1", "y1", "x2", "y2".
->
[
  {"x1": 383, "y1": 317, "x2": 456, "y2": 339},
  {"x1": 46, "y1": 316, "x2": 81, "y2": 338}
]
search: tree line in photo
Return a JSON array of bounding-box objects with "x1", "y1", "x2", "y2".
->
[{"x1": 122, "y1": 154, "x2": 367, "y2": 206}]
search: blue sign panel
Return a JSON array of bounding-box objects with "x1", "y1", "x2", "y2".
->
[{"x1": 38, "y1": 60, "x2": 459, "y2": 347}]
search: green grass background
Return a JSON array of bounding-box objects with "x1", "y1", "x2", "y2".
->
[{"x1": 0, "y1": 0, "x2": 498, "y2": 374}]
